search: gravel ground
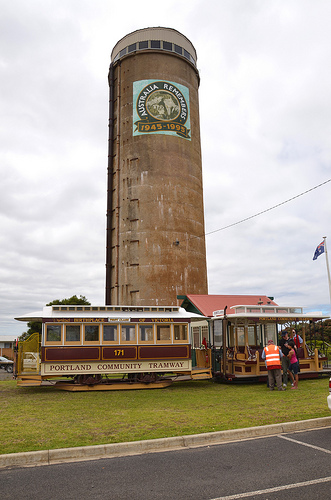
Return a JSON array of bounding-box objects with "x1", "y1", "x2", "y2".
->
[{"x1": 0, "y1": 369, "x2": 13, "y2": 381}]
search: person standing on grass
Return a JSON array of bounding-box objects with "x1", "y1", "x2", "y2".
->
[
  {"x1": 287, "y1": 340, "x2": 299, "y2": 390},
  {"x1": 262, "y1": 340, "x2": 285, "y2": 391},
  {"x1": 279, "y1": 331, "x2": 294, "y2": 387}
]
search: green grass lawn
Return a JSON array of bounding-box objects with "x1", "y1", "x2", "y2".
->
[{"x1": 0, "y1": 377, "x2": 330, "y2": 455}]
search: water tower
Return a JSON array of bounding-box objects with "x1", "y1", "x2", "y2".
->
[{"x1": 106, "y1": 27, "x2": 208, "y2": 306}]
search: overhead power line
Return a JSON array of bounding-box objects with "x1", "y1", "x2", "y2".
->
[{"x1": 202, "y1": 178, "x2": 331, "y2": 238}]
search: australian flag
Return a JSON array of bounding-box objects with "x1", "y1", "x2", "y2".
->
[{"x1": 313, "y1": 241, "x2": 325, "y2": 260}]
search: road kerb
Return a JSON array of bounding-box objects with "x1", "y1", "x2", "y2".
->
[
  {"x1": 1, "y1": 417, "x2": 330, "y2": 469},
  {"x1": 0, "y1": 450, "x2": 49, "y2": 468}
]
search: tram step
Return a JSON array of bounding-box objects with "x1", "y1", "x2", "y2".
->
[
  {"x1": 191, "y1": 369, "x2": 212, "y2": 380},
  {"x1": 17, "y1": 375, "x2": 43, "y2": 387}
]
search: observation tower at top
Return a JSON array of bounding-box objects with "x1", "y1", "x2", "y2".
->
[{"x1": 106, "y1": 27, "x2": 208, "y2": 306}]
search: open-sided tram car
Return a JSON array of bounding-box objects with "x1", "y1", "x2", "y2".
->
[
  {"x1": 14, "y1": 305, "x2": 210, "y2": 390},
  {"x1": 208, "y1": 304, "x2": 330, "y2": 381}
]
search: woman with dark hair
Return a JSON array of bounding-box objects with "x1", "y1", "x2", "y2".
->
[{"x1": 287, "y1": 340, "x2": 299, "y2": 390}]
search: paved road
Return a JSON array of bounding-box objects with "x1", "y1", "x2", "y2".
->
[{"x1": 1, "y1": 427, "x2": 330, "y2": 499}]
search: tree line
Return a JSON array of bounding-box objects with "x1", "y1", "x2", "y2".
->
[{"x1": 18, "y1": 295, "x2": 90, "y2": 341}]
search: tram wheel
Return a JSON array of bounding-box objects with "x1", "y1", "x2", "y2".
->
[
  {"x1": 137, "y1": 372, "x2": 158, "y2": 384},
  {"x1": 76, "y1": 374, "x2": 102, "y2": 386}
]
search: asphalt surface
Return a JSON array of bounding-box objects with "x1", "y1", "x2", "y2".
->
[{"x1": 0, "y1": 426, "x2": 330, "y2": 499}]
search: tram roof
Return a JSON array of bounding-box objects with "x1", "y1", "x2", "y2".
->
[
  {"x1": 211, "y1": 304, "x2": 329, "y2": 322},
  {"x1": 178, "y1": 294, "x2": 278, "y2": 317},
  {"x1": 178, "y1": 294, "x2": 329, "y2": 321},
  {"x1": 15, "y1": 305, "x2": 205, "y2": 322}
]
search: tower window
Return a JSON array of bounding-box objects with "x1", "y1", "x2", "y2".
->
[
  {"x1": 184, "y1": 49, "x2": 190, "y2": 60},
  {"x1": 163, "y1": 41, "x2": 172, "y2": 51}
]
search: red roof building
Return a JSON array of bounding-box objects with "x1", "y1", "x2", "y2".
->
[{"x1": 178, "y1": 294, "x2": 278, "y2": 317}]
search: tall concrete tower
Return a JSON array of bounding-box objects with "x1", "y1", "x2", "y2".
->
[{"x1": 106, "y1": 27, "x2": 208, "y2": 306}]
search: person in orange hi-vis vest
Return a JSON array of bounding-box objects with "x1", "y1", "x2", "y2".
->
[{"x1": 262, "y1": 340, "x2": 285, "y2": 391}]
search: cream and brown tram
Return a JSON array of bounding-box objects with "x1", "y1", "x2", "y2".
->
[
  {"x1": 208, "y1": 304, "x2": 330, "y2": 381},
  {"x1": 14, "y1": 305, "x2": 211, "y2": 390}
]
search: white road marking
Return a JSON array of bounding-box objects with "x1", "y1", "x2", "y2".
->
[
  {"x1": 210, "y1": 476, "x2": 331, "y2": 499},
  {"x1": 278, "y1": 434, "x2": 331, "y2": 454}
]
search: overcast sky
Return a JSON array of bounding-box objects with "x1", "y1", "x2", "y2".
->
[{"x1": 1, "y1": 0, "x2": 331, "y2": 337}]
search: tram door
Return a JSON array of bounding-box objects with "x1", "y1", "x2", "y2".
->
[
  {"x1": 211, "y1": 319, "x2": 223, "y2": 374},
  {"x1": 16, "y1": 332, "x2": 41, "y2": 376},
  {"x1": 191, "y1": 323, "x2": 211, "y2": 369}
]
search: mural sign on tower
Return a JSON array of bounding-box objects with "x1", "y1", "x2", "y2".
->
[{"x1": 133, "y1": 80, "x2": 191, "y2": 140}]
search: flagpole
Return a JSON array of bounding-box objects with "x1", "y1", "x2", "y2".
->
[{"x1": 323, "y1": 236, "x2": 331, "y2": 307}]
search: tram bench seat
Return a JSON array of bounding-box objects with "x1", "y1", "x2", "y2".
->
[
  {"x1": 244, "y1": 348, "x2": 264, "y2": 362},
  {"x1": 234, "y1": 346, "x2": 258, "y2": 363},
  {"x1": 256, "y1": 349, "x2": 263, "y2": 360},
  {"x1": 245, "y1": 348, "x2": 258, "y2": 364},
  {"x1": 255, "y1": 347, "x2": 307, "y2": 361},
  {"x1": 246, "y1": 346, "x2": 260, "y2": 362}
]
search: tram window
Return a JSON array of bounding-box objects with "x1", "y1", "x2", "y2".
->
[
  {"x1": 46, "y1": 324, "x2": 61, "y2": 342},
  {"x1": 65, "y1": 325, "x2": 80, "y2": 342},
  {"x1": 174, "y1": 324, "x2": 187, "y2": 341},
  {"x1": 201, "y1": 325, "x2": 208, "y2": 340},
  {"x1": 247, "y1": 326, "x2": 256, "y2": 345},
  {"x1": 139, "y1": 324, "x2": 154, "y2": 342},
  {"x1": 103, "y1": 324, "x2": 117, "y2": 342},
  {"x1": 237, "y1": 326, "x2": 245, "y2": 346},
  {"x1": 192, "y1": 326, "x2": 200, "y2": 348},
  {"x1": 228, "y1": 325, "x2": 235, "y2": 347},
  {"x1": 156, "y1": 325, "x2": 171, "y2": 342},
  {"x1": 213, "y1": 320, "x2": 222, "y2": 347},
  {"x1": 84, "y1": 325, "x2": 99, "y2": 342},
  {"x1": 121, "y1": 324, "x2": 136, "y2": 343},
  {"x1": 256, "y1": 325, "x2": 263, "y2": 347},
  {"x1": 265, "y1": 323, "x2": 276, "y2": 343}
]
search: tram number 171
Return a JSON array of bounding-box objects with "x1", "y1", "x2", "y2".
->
[{"x1": 114, "y1": 349, "x2": 124, "y2": 357}]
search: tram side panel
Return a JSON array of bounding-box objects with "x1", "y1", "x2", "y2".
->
[
  {"x1": 40, "y1": 344, "x2": 192, "y2": 378},
  {"x1": 36, "y1": 318, "x2": 192, "y2": 384}
]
